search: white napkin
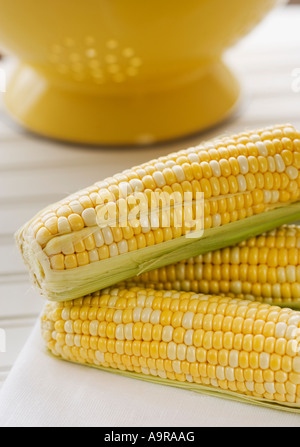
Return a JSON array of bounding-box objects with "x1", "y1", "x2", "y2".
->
[{"x1": 0, "y1": 320, "x2": 300, "y2": 427}]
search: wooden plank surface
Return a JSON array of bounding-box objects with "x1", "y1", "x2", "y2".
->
[{"x1": 0, "y1": 6, "x2": 300, "y2": 390}]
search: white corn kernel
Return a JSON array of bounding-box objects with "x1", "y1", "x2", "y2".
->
[
  {"x1": 158, "y1": 370, "x2": 167, "y2": 379},
  {"x1": 61, "y1": 308, "x2": 70, "y2": 320},
  {"x1": 286, "y1": 325, "x2": 297, "y2": 340},
  {"x1": 136, "y1": 168, "x2": 147, "y2": 178},
  {"x1": 216, "y1": 366, "x2": 225, "y2": 381},
  {"x1": 69, "y1": 201, "x2": 84, "y2": 214},
  {"x1": 277, "y1": 267, "x2": 286, "y2": 283},
  {"x1": 267, "y1": 156, "x2": 276, "y2": 172},
  {"x1": 246, "y1": 382, "x2": 255, "y2": 392},
  {"x1": 263, "y1": 190, "x2": 272, "y2": 203},
  {"x1": 259, "y1": 352, "x2": 270, "y2": 370},
  {"x1": 274, "y1": 154, "x2": 285, "y2": 172},
  {"x1": 182, "y1": 312, "x2": 194, "y2": 329},
  {"x1": 229, "y1": 350, "x2": 239, "y2": 368},
  {"x1": 119, "y1": 182, "x2": 133, "y2": 198},
  {"x1": 137, "y1": 295, "x2": 146, "y2": 307},
  {"x1": 256, "y1": 142, "x2": 268, "y2": 156},
  {"x1": 250, "y1": 134, "x2": 261, "y2": 143},
  {"x1": 184, "y1": 329, "x2": 194, "y2": 346},
  {"x1": 95, "y1": 351, "x2": 105, "y2": 363},
  {"x1": 153, "y1": 171, "x2": 166, "y2": 188},
  {"x1": 64, "y1": 321, "x2": 73, "y2": 334},
  {"x1": 172, "y1": 165, "x2": 185, "y2": 182},
  {"x1": 272, "y1": 284, "x2": 281, "y2": 298},
  {"x1": 286, "y1": 166, "x2": 299, "y2": 180},
  {"x1": 133, "y1": 307, "x2": 142, "y2": 322},
  {"x1": 82, "y1": 208, "x2": 97, "y2": 226},
  {"x1": 172, "y1": 360, "x2": 182, "y2": 374},
  {"x1": 293, "y1": 357, "x2": 300, "y2": 373},
  {"x1": 110, "y1": 289, "x2": 119, "y2": 297},
  {"x1": 167, "y1": 342, "x2": 177, "y2": 360},
  {"x1": 129, "y1": 179, "x2": 144, "y2": 192},
  {"x1": 154, "y1": 162, "x2": 165, "y2": 171},
  {"x1": 286, "y1": 266, "x2": 296, "y2": 283},
  {"x1": 145, "y1": 296, "x2": 155, "y2": 308},
  {"x1": 186, "y1": 346, "x2": 196, "y2": 363},
  {"x1": 264, "y1": 382, "x2": 276, "y2": 394},
  {"x1": 115, "y1": 324, "x2": 125, "y2": 340},
  {"x1": 271, "y1": 191, "x2": 280, "y2": 203},
  {"x1": 212, "y1": 214, "x2": 222, "y2": 227},
  {"x1": 74, "y1": 335, "x2": 81, "y2": 347},
  {"x1": 150, "y1": 310, "x2": 161, "y2": 324},
  {"x1": 88, "y1": 249, "x2": 99, "y2": 263},
  {"x1": 210, "y1": 160, "x2": 221, "y2": 177},
  {"x1": 141, "y1": 308, "x2": 152, "y2": 323},
  {"x1": 108, "y1": 296, "x2": 118, "y2": 306},
  {"x1": 237, "y1": 155, "x2": 249, "y2": 174},
  {"x1": 102, "y1": 227, "x2": 114, "y2": 245},
  {"x1": 162, "y1": 326, "x2": 174, "y2": 342},
  {"x1": 187, "y1": 153, "x2": 200, "y2": 163},
  {"x1": 58, "y1": 216, "x2": 71, "y2": 234},
  {"x1": 124, "y1": 323, "x2": 133, "y2": 340},
  {"x1": 61, "y1": 239, "x2": 74, "y2": 255},
  {"x1": 275, "y1": 322, "x2": 287, "y2": 338},
  {"x1": 113, "y1": 310, "x2": 123, "y2": 324},
  {"x1": 94, "y1": 230, "x2": 104, "y2": 247},
  {"x1": 237, "y1": 175, "x2": 247, "y2": 192},
  {"x1": 65, "y1": 334, "x2": 74, "y2": 347},
  {"x1": 118, "y1": 240, "x2": 129, "y2": 254},
  {"x1": 89, "y1": 321, "x2": 99, "y2": 336},
  {"x1": 177, "y1": 344, "x2": 187, "y2": 361},
  {"x1": 288, "y1": 315, "x2": 300, "y2": 326}
]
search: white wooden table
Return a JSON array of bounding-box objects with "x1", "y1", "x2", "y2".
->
[{"x1": 0, "y1": 6, "x2": 300, "y2": 392}]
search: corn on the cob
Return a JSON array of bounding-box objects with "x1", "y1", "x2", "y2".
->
[
  {"x1": 42, "y1": 286, "x2": 300, "y2": 412},
  {"x1": 17, "y1": 124, "x2": 300, "y2": 301},
  {"x1": 125, "y1": 225, "x2": 300, "y2": 309}
]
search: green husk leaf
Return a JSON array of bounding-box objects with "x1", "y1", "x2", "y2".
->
[{"x1": 19, "y1": 201, "x2": 300, "y2": 302}]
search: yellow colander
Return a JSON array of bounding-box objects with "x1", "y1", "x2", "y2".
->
[{"x1": 0, "y1": 0, "x2": 281, "y2": 145}]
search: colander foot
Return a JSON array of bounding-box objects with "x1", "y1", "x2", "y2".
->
[{"x1": 4, "y1": 60, "x2": 240, "y2": 145}]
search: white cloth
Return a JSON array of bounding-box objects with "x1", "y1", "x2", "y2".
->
[{"x1": 0, "y1": 320, "x2": 300, "y2": 427}]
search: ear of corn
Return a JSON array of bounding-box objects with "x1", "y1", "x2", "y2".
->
[
  {"x1": 125, "y1": 225, "x2": 300, "y2": 310},
  {"x1": 17, "y1": 124, "x2": 300, "y2": 301},
  {"x1": 42, "y1": 287, "x2": 300, "y2": 413}
]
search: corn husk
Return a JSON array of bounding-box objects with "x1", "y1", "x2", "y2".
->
[{"x1": 17, "y1": 201, "x2": 300, "y2": 302}]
